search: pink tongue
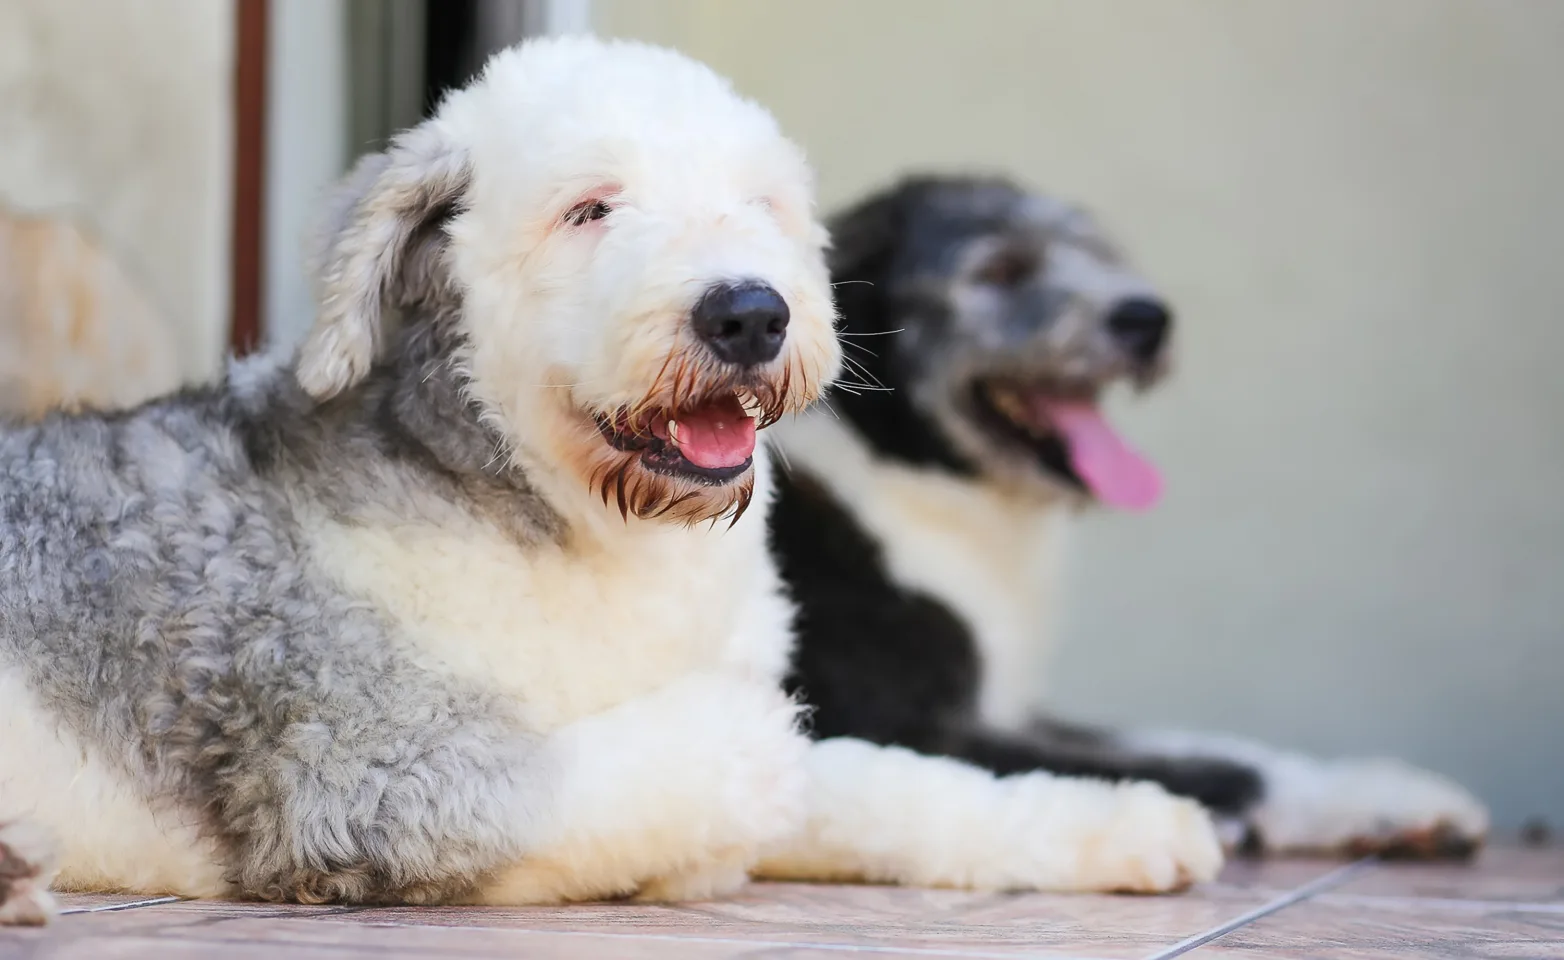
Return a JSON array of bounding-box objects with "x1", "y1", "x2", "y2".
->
[
  {"x1": 673, "y1": 397, "x2": 757, "y2": 469},
  {"x1": 1032, "y1": 399, "x2": 1163, "y2": 511}
]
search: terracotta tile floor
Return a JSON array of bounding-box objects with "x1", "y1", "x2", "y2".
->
[{"x1": 4, "y1": 847, "x2": 1559, "y2": 959}]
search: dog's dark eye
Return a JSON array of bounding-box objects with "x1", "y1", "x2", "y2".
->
[
  {"x1": 564, "y1": 199, "x2": 613, "y2": 226},
  {"x1": 975, "y1": 251, "x2": 1037, "y2": 289}
]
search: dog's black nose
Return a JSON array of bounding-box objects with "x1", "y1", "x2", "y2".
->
[
  {"x1": 1106, "y1": 297, "x2": 1172, "y2": 363},
  {"x1": 692, "y1": 281, "x2": 789, "y2": 368}
]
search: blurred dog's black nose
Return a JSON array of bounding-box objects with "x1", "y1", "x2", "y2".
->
[
  {"x1": 692, "y1": 281, "x2": 789, "y2": 368},
  {"x1": 1106, "y1": 297, "x2": 1172, "y2": 363}
]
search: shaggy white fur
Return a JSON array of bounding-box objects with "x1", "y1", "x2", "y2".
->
[{"x1": 759, "y1": 738, "x2": 1221, "y2": 893}]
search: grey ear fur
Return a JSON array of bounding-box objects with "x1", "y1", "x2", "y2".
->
[{"x1": 295, "y1": 124, "x2": 471, "y2": 401}]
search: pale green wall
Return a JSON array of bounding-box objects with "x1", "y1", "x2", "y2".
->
[{"x1": 596, "y1": 0, "x2": 1564, "y2": 831}]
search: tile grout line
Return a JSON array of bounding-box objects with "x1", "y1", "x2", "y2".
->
[
  {"x1": 1312, "y1": 891, "x2": 1564, "y2": 915},
  {"x1": 1140, "y1": 857, "x2": 1379, "y2": 960},
  {"x1": 58, "y1": 896, "x2": 184, "y2": 916}
]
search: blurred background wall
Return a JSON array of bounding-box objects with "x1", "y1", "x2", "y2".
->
[
  {"x1": 593, "y1": 0, "x2": 1564, "y2": 832},
  {"x1": 0, "y1": 0, "x2": 233, "y2": 385}
]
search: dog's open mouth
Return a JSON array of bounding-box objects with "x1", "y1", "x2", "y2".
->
[
  {"x1": 595, "y1": 392, "x2": 758, "y2": 485},
  {"x1": 971, "y1": 380, "x2": 1162, "y2": 510}
]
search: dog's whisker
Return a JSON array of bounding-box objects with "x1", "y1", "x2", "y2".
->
[
  {"x1": 839, "y1": 355, "x2": 888, "y2": 391},
  {"x1": 831, "y1": 380, "x2": 893, "y2": 395},
  {"x1": 769, "y1": 440, "x2": 794, "y2": 475}
]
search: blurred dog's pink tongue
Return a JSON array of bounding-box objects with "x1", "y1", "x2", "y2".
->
[
  {"x1": 674, "y1": 395, "x2": 756, "y2": 469},
  {"x1": 1033, "y1": 399, "x2": 1162, "y2": 510}
]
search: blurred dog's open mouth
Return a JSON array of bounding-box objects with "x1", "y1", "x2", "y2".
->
[
  {"x1": 970, "y1": 380, "x2": 1162, "y2": 510},
  {"x1": 595, "y1": 392, "x2": 758, "y2": 485}
]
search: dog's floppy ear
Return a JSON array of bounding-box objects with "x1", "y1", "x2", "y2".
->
[{"x1": 296, "y1": 124, "x2": 471, "y2": 401}]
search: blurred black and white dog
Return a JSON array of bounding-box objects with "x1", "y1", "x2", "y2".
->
[{"x1": 765, "y1": 176, "x2": 1489, "y2": 879}]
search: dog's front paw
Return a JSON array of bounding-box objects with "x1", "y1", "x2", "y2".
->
[
  {"x1": 760, "y1": 741, "x2": 1222, "y2": 894},
  {"x1": 633, "y1": 853, "x2": 751, "y2": 903},
  {"x1": 0, "y1": 821, "x2": 57, "y2": 926},
  {"x1": 1245, "y1": 757, "x2": 1488, "y2": 859},
  {"x1": 1052, "y1": 780, "x2": 1225, "y2": 894}
]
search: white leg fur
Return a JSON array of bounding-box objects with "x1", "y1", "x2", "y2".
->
[
  {"x1": 1124, "y1": 731, "x2": 1489, "y2": 855},
  {"x1": 0, "y1": 671, "x2": 230, "y2": 900},
  {"x1": 469, "y1": 673, "x2": 809, "y2": 905},
  {"x1": 756, "y1": 738, "x2": 1222, "y2": 893}
]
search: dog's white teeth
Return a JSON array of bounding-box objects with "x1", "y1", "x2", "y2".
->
[
  {"x1": 667, "y1": 420, "x2": 680, "y2": 444},
  {"x1": 992, "y1": 388, "x2": 1027, "y2": 421},
  {"x1": 990, "y1": 387, "x2": 1051, "y2": 436},
  {"x1": 740, "y1": 393, "x2": 762, "y2": 418}
]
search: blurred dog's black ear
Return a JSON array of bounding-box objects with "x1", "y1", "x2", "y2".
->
[
  {"x1": 825, "y1": 181, "x2": 916, "y2": 335},
  {"x1": 826, "y1": 184, "x2": 910, "y2": 287}
]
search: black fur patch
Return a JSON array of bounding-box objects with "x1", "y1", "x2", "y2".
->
[
  {"x1": 826, "y1": 179, "x2": 980, "y2": 475},
  {"x1": 773, "y1": 463, "x2": 1262, "y2": 815},
  {"x1": 773, "y1": 467, "x2": 980, "y2": 747}
]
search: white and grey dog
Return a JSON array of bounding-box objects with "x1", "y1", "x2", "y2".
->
[{"x1": 0, "y1": 37, "x2": 846, "y2": 919}]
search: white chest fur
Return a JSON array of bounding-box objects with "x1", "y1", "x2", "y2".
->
[
  {"x1": 773, "y1": 413, "x2": 1069, "y2": 730},
  {"x1": 303, "y1": 463, "x2": 793, "y2": 735}
]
